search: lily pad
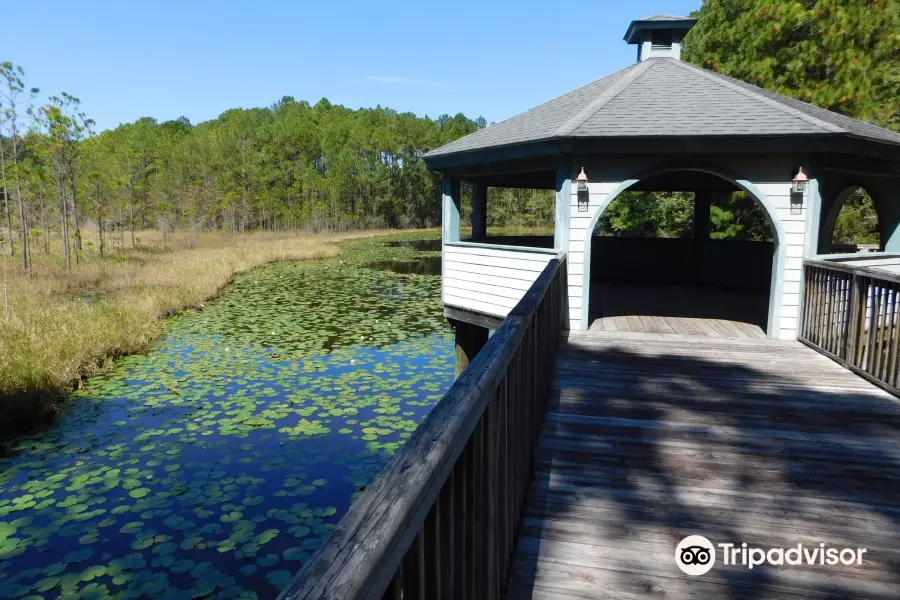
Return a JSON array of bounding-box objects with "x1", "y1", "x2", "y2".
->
[{"x1": 64, "y1": 548, "x2": 95, "y2": 563}]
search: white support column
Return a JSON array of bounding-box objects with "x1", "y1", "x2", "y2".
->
[
  {"x1": 442, "y1": 176, "x2": 461, "y2": 243},
  {"x1": 555, "y1": 166, "x2": 571, "y2": 251}
]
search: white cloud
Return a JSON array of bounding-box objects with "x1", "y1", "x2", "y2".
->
[{"x1": 358, "y1": 76, "x2": 449, "y2": 88}]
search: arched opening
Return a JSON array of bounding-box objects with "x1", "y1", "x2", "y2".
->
[
  {"x1": 828, "y1": 187, "x2": 881, "y2": 253},
  {"x1": 585, "y1": 169, "x2": 781, "y2": 338}
]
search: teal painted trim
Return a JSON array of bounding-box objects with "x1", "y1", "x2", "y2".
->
[
  {"x1": 555, "y1": 167, "x2": 571, "y2": 252},
  {"x1": 442, "y1": 177, "x2": 461, "y2": 244},
  {"x1": 579, "y1": 179, "x2": 639, "y2": 330},
  {"x1": 804, "y1": 179, "x2": 822, "y2": 257},
  {"x1": 441, "y1": 176, "x2": 461, "y2": 305},
  {"x1": 445, "y1": 241, "x2": 559, "y2": 255},
  {"x1": 577, "y1": 165, "x2": 788, "y2": 338},
  {"x1": 883, "y1": 187, "x2": 900, "y2": 251},
  {"x1": 737, "y1": 179, "x2": 787, "y2": 339}
]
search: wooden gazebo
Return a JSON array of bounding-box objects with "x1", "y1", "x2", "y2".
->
[{"x1": 423, "y1": 13, "x2": 900, "y2": 348}]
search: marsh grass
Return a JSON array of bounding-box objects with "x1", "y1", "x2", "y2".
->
[{"x1": 0, "y1": 229, "x2": 400, "y2": 431}]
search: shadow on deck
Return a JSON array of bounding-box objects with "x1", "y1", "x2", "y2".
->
[{"x1": 509, "y1": 331, "x2": 900, "y2": 599}]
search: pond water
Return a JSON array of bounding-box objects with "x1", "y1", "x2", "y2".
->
[
  {"x1": 0, "y1": 235, "x2": 452, "y2": 600},
  {"x1": 384, "y1": 240, "x2": 442, "y2": 251},
  {"x1": 364, "y1": 257, "x2": 442, "y2": 276}
]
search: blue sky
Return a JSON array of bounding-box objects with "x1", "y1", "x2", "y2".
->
[{"x1": 5, "y1": 0, "x2": 700, "y2": 132}]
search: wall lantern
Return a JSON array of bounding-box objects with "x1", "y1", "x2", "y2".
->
[
  {"x1": 576, "y1": 167, "x2": 589, "y2": 192},
  {"x1": 792, "y1": 167, "x2": 809, "y2": 194},
  {"x1": 790, "y1": 167, "x2": 808, "y2": 215}
]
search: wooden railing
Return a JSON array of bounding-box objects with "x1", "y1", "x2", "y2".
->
[
  {"x1": 800, "y1": 258, "x2": 900, "y2": 396},
  {"x1": 279, "y1": 254, "x2": 567, "y2": 600}
]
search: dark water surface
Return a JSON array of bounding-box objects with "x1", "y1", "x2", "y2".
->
[
  {"x1": 384, "y1": 240, "x2": 442, "y2": 251},
  {"x1": 0, "y1": 236, "x2": 451, "y2": 599},
  {"x1": 365, "y1": 257, "x2": 442, "y2": 276}
]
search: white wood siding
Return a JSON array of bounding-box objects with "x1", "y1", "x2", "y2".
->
[
  {"x1": 442, "y1": 243, "x2": 557, "y2": 319},
  {"x1": 754, "y1": 182, "x2": 806, "y2": 341}
]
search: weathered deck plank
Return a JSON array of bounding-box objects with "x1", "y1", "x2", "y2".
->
[
  {"x1": 589, "y1": 282, "x2": 768, "y2": 338},
  {"x1": 508, "y1": 331, "x2": 900, "y2": 599}
]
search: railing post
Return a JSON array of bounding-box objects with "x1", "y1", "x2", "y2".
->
[{"x1": 846, "y1": 272, "x2": 861, "y2": 368}]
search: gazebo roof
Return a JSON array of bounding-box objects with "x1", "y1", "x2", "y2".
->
[
  {"x1": 424, "y1": 57, "x2": 900, "y2": 164},
  {"x1": 635, "y1": 13, "x2": 697, "y2": 21}
]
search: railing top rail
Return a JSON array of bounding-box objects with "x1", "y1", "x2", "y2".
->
[
  {"x1": 279, "y1": 253, "x2": 566, "y2": 600},
  {"x1": 803, "y1": 258, "x2": 900, "y2": 286},
  {"x1": 811, "y1": 251, "x2": 900, "y2": 262},
  {"x1": 444, "y1": 240, "x2": 561, "y2": 255}
]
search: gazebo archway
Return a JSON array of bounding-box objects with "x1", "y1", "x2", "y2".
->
[
  {"x1": 580, "y1": 165, "x2": 787, "y2": 338},
  {"x1": 822, "y1": 185, "x2": 882, "y2": 253}
]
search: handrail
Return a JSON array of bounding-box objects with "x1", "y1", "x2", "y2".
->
[
  {"x1": 799, "y1": 258, "x2": 900, "y2": 397},
  {"x1": 445, "y1": 240, "x2": 560, "y2": 255},
  {"x1": 803, "y1": 257, "x2": 900, "y2": 286},
  {"x1": 280, "y1": 253, "x2": 567, "y2": 600}
]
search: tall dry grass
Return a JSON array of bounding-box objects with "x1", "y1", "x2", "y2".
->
[{"x1": 0, "y1": 229, "x2": 396, "y2": 431}]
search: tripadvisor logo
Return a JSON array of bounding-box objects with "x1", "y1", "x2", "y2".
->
[
  {"x1": 675, "y1": 535, "x2": 868, "y2": 576},
  {"x1": 676, "y1": 535, "x2": 715, "y2": 575}
]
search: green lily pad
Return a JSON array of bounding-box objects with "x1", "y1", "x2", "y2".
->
[
  {"x1": 34, "y1": 576, "x2": 61, "y2": 592},
  {"x1": 80, "y1": 565, "x2": 107, "y2": 582},
  {"x1": 119, "y1": 521, "x2": 143, "y2": 534},
  {"x1": 266, "y1": 569, "x2": 292, "y2": 589},
  {"x1": 64, "y1": 548, "x2": 95, "y2": 563},
  {"x1": 170, "y1": 558, "x2": 195, "y2": 573},
  {"x1": 128, "y1": 488, "x2": 150, "y2": 499},
  {"x1": 190, "y1": 580, "x2": 215, "y2": 598},
  {"x1": 283, "y1": 547, "x2": 307, "y2": 561},
  {"x1": 256, "y1": 553, "x2": 278, "y2": 567}
]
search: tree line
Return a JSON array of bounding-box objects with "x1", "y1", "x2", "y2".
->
[
  {"x1": 3, "y1": 0, "x2": 897, "y2": 270},
  {"x1": 0, "y1": 62, "x2": 488, "y2": 272}
]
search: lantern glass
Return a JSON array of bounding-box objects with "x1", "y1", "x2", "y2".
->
[
  {"x1": 792, "y1": 180, "x2": 807, "y2": 194},
  {"x1": 577, "y1": 181, "x2": 588, "y2": 192}
]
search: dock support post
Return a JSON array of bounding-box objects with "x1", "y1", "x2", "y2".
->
[{"x1": 449, "y1": 319, "x2": 489, "y2": 378}]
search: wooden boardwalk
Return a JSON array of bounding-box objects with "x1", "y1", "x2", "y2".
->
[
  {"x1": 508, "y1": 331, "x2": 900, "y2": 599},
  {"x1": 589, "y1": 283, "x2": 768, "y2": 338}
]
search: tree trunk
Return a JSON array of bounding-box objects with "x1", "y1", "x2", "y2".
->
[
  {"x1": 10, "y1": 157, "x2": 28, "y2": 272},
  {"x1": 118, "y1": 202, "x2": 125, "y2": 255},
  {"x1": 8, "y1": 123, "x2": 29, "y2": 271},
  {"x1": 129, "y1": 186, "x2": 135, "y2": 247},
  {"x1": 0, "y1": 141, "x2": 13, "y2": 257},
  {"x1": 17, "y1": 184, "x2": 28, "y2": 272},
  {"x1": 96, "y1": 182, "x2": 104, "y2": 259},
  {"x1": 2, "y1": 258, "x2": 8, "y2": 321},
  {"x1": 60, "y1": 180, "x2": 71, "y2": 271},
  {"x1": 70, "y1": 174, "x2": 82, "y2": 253},
  {"x1": 39, "y1": 188, "x2": 49, "y2": 255}
]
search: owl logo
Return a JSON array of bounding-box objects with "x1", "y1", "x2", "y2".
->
[{"x1": 675, "y1": 535, "x2": 715, "y2": 575}]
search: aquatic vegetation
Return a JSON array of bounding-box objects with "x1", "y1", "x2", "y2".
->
[{"x1": 0, "y1": 235, "x2": 451, "y2": 599}]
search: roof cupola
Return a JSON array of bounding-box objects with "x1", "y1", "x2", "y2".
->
[{"x1": 624, "y1": 14, "x2": 697, "y2": 62}]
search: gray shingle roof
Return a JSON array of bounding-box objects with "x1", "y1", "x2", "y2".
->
[
  {"x1": 637, "y1": 13, "x2": 697, "y2": 22},
  {"x1": 425, "y1": 58, "x2": 900, "y2": 160}
]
